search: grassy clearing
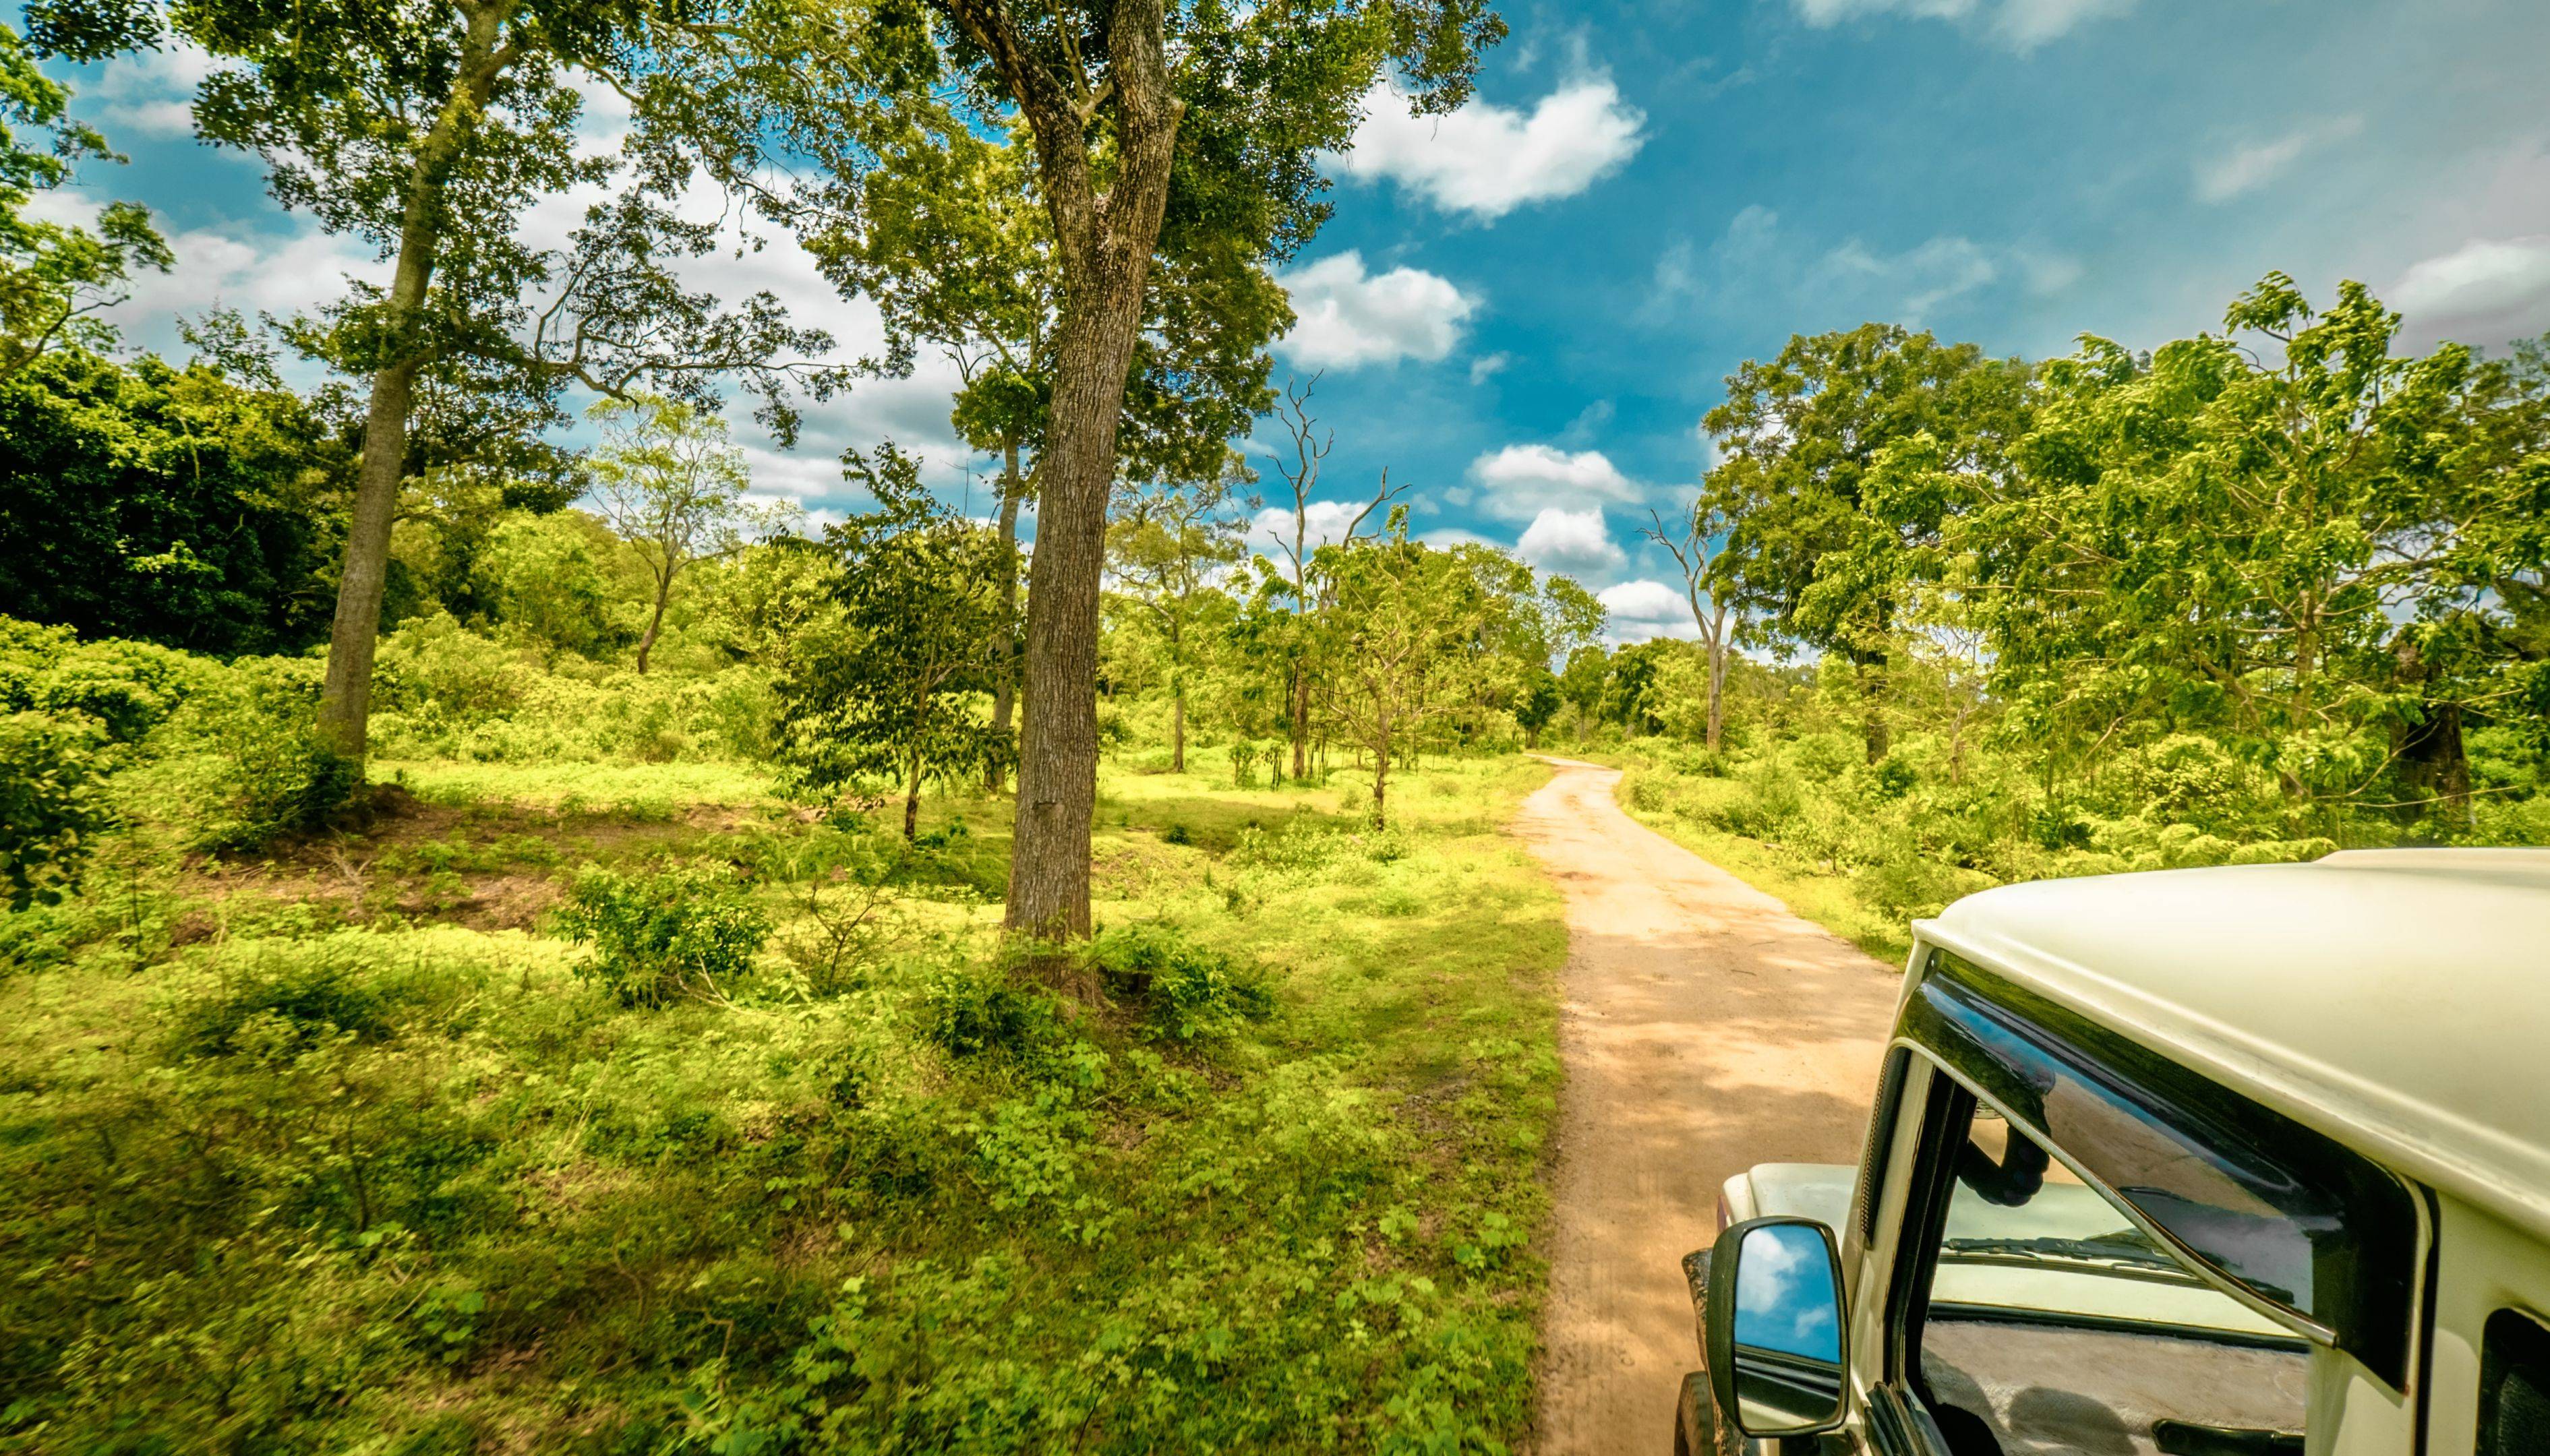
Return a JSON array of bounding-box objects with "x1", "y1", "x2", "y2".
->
[{"x1": 0, "y1": 753, "x2": 1563, "y2": 1453}]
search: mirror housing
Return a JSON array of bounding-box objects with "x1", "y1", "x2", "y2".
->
[{"x1": 1704, "y1": 1216, "x2": 1850, "y2": 1438}]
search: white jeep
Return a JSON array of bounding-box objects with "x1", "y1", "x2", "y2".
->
[{"x1": 1678, "y1": 848, "x2": 2550, "y2": 1456}]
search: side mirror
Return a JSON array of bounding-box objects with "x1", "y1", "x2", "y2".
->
[{"x1": 1705, "y1": 1216, "x2": 1849, "y2": 1438}]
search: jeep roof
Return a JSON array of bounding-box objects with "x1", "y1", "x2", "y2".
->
[{"x1": 1913, "y1": 847, "x2": 2550, "y2": 1245}]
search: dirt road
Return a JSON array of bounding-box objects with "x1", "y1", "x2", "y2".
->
[{"x1": 1517, "y1": 757, "x2": 1900, "y2": 1456}]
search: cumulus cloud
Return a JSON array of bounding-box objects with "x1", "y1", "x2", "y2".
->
[
  {"x1": 1247, "y1": 499, "x2": 1395, "y2": 562},
  {"x1": 2195, "y1": 116, "x2": 2365, "y2": 202},
  {"x1": 1276, "y1": 251, "x2": 1478, "y2": 369},
  {"x1": 1469, "y1": 351, "x2": 1511, "y2": 384},
  {"x1": 1341, "y1": 78, "x2": 1645, "y2": 220},
  {"x1": 1515, "y1": 508, "x2": 1626, "y2": 576},
  {"x1": 1788, "y1": 0, "x2": 2131, "y2": 51},
  {"x1": 1465, "y1": 444, "x2": 1645, "y2": 522},
  {"x1": 91, "y1": 43, "x2": 217, "y2": 139},
  {"x1": 1595, "y1": 580, "x2": 1700, "y2": 643},
  {"x1": 2391, "y1": 235, "x2": 2550, "y2": 342}
]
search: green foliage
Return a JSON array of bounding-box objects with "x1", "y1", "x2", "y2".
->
[
  {"x1": 775, "y1": 445, "x2": 1016, "y2": 835},
  {"x1": 556, "y1": 861, "x2": 771, "y2": 1006},
  {"x1": 1088, "y1": 921, "x2": 1273, "y2": 1043},
  {"x1": 0, "y1": 346, "x2": 346, "y2": 653},
  {"x1": 0, "y1": 710, "x2": 110, "y2": 908},
  {"x1": 0, "y1": 21, "x2": 170, "y2": 380},
  {"x1": 143, "y1": 655, "x2": 358, "y2": 854}
]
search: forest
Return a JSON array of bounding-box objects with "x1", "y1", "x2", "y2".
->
[{"x1": 0, "y1": 0, "x2": 2545, "y2": 1448}]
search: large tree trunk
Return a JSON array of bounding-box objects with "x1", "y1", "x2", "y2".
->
[
  {"x1": 970, "y1": 0, "x2": 1184, "y2": 943},
  {"x1": 312, "y1": 0, "x2": 512, "y2": 764},
  {"x1": 903, "y1": 757, "x2": 922, "y2": 842},
  {"x1": 986, "y1": 439, "x2": 1024, "y2": 793},
  {"x1": 1170, "y1": 690, "x2": 1185, "y2": 773},
  {"x1": 316, "y1": 358, "x2": 422, "y2": 760}
]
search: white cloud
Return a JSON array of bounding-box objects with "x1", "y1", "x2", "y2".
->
[
  {"x1": 1341, "y1": 77, "x2": 1645, "y2": 220},
  {"x1": 1596, "y1": 579, "x2": 1700, "y2": 643},
  {"x1": 1789, "y1": 0, "x2": 2130, "y2": 51},
  {"x1": 1248, "y1": 499, "x2": 1392, "y2": 562},
  {"x1": 1469, "y1": 351, "x2": 1510, "y2": 384},
  {"x1": 2391, "y1": 235, "x2": 2550, "y2": 341},
  {"x1": 2195, "y1": 116, "x2": 2365, "y2": 203},
  {"x1": 1465, "y1": 444, "x2": 1645, "y2": 521},
  {"x1": 1515, "y1": 508, "x2": 1626, "y2": 576},
  {"x1": 1277, "y1": 251, "x2": 1478, "y2": 369},
  {"x1": 92, "y1": 43, "x2": 216, "y2": 139}
]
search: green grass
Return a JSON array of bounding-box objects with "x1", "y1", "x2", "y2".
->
[
  {"x1": 378, "y1": 757, "x2": 781, "y2": 815},
  {"x1": 0, "y1": 750, "x2": 1564, "y2": 1453}
]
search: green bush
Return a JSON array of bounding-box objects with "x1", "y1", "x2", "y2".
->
[
  {"x1": 0, "y1": 712, "x2": 114, "y2": 909},
  {"x1": 556, "y1": 862, "x2": 770, "y2": 1006},
  {"x1": 173, "y1": 949, "x2": 394, "y2": 1057},
  {"x1": 3, "y1": 634, "x2": 208, "y2": 742},
  {"x1": 916, "y1": 959, "x2": 1058, "y2": 1058},
  {"x1": 148, "y1": 655, "x2": 357, "y2": 854},
  {"x1": 1088, "y1": 921, "x2": 1273, "y2": 1043}
]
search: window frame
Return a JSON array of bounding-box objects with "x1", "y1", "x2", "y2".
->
[{"x1": 1895, "y1": 944, "x2": 2424, "y2": 1389}]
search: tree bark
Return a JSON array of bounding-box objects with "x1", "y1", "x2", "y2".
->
[
  {"x1": 1289, "y1": 665, "x2": 1310, "y2": 781},
  {"x1": 1858, "y1": 654, "x2": 1889, "y2": 764},
  {"x1": 314, "y1": 0, "x2": 514, "y2": 764},
  {"x1": 1170, "y1": 690, "x2": 1185, "y2": 773},
  {"x1": 903, "y1": 757, "x2": 922, "y2": 842},
  {"x1": 986, "y1": 442, "x2": 1024, "y2": 793},
  {"x1": 949, "y1": 0, "x2": 1185, "y2": 942},
  {"x1": 1370, "y1": 719, "x2": 1390, "y2": 830},
  {"x1": 636, "y1": 566, "x2": 672, "y2": 674}
]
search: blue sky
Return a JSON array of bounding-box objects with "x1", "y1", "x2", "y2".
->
[{"x1": 32, "y1": 0, "x2": 2550, "y2": 641}]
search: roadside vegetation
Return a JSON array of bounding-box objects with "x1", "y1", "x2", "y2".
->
[
  {"x1": 0, "y1": 613, "x2": 1564, "y2": 1450},
  {"x1": 1552, "y1": 283, "x2": 2549, "y2": 961}
]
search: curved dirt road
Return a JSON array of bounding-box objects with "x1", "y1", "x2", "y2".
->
[{"x1": 1518, "y1": 758, "x2": 1900, "y2": 1456}]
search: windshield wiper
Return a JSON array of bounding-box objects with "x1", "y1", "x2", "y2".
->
[{"x1": 1941, "y1": 1234, "x2": 2202, "y2": 1283}]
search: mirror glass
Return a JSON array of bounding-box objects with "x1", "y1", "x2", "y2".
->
[{"x1": 1730, "y1": 1221, "x2": 1846, "y2": 1434}]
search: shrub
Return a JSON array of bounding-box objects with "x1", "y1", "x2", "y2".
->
[
  {"x1": 915, "y1": 959, "x2": 1057, "y2": 1058},
  {"x1": 1705, "y1": 768, "x2": 1801, "y2": 840},
  {"x1": 1858, "y1": 852, "x2": 1994, "y2": 923},
  {"x1": 20, "y1": 638, "x2": 209, "y2": 742},
  {"x1": 173, "y1": 948, "x2": 393, "y2": 1057},
  {"x1": 556, "y1": 863, "x2": 769, "y2": 1006},
  {"x1": 153, "y1": 656, "x2": 357, "y2": 854},
  {"x1": 1088, "y1": 922, "x2": 1272, "y2": 1043},
  {"x1": 0, "y1": 712, "x2": 114, "y2": 909}
]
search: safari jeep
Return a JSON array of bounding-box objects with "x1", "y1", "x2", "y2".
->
[{"x1": 1676, "y1": 847, "x2": 2550, "y2": 1456}]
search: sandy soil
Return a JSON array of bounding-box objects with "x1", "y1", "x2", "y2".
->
[{"x1": 1517, "y1": 757, "x2": 1902, "y2": 1456}]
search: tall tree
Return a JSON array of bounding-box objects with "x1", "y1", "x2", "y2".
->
[
  {"x1": 1107, "y1": 469, "x2": 1245, "y2": 771},
  {"x1": 1642, "y1": 499, "x2": 1740, "y2": 750},
  {"x1": 776, "y1": 445, "x2": 1015, "y2": 841},
  {"x1": 1947, "y1": 275, "x2": 2492, "y2": 816},
  {"x1": 1317, "y1": 521, "x2": 1516, "y2": 827},
  {"x1": 800, "y1": 115, "x2": 1287, "y2": 791},
  {"x1": 0, "y1": 20, "x2": 169, "y2": 378},
  {"x1": 1702, "y1": 324, "x2": 2029, "y2": 762},
  {"x1": 581, "y1": 395, "x2": 786, "y2": 674},
  {"x1": 1263, "y1": 374, "x2": 1403, "y2": 779},
  {"x1": 738, "y1": 0, "x2": 1501, "y2": 940},
  {"x1": 30, "y1": 0, "x2": 844, "y2": 768}
]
